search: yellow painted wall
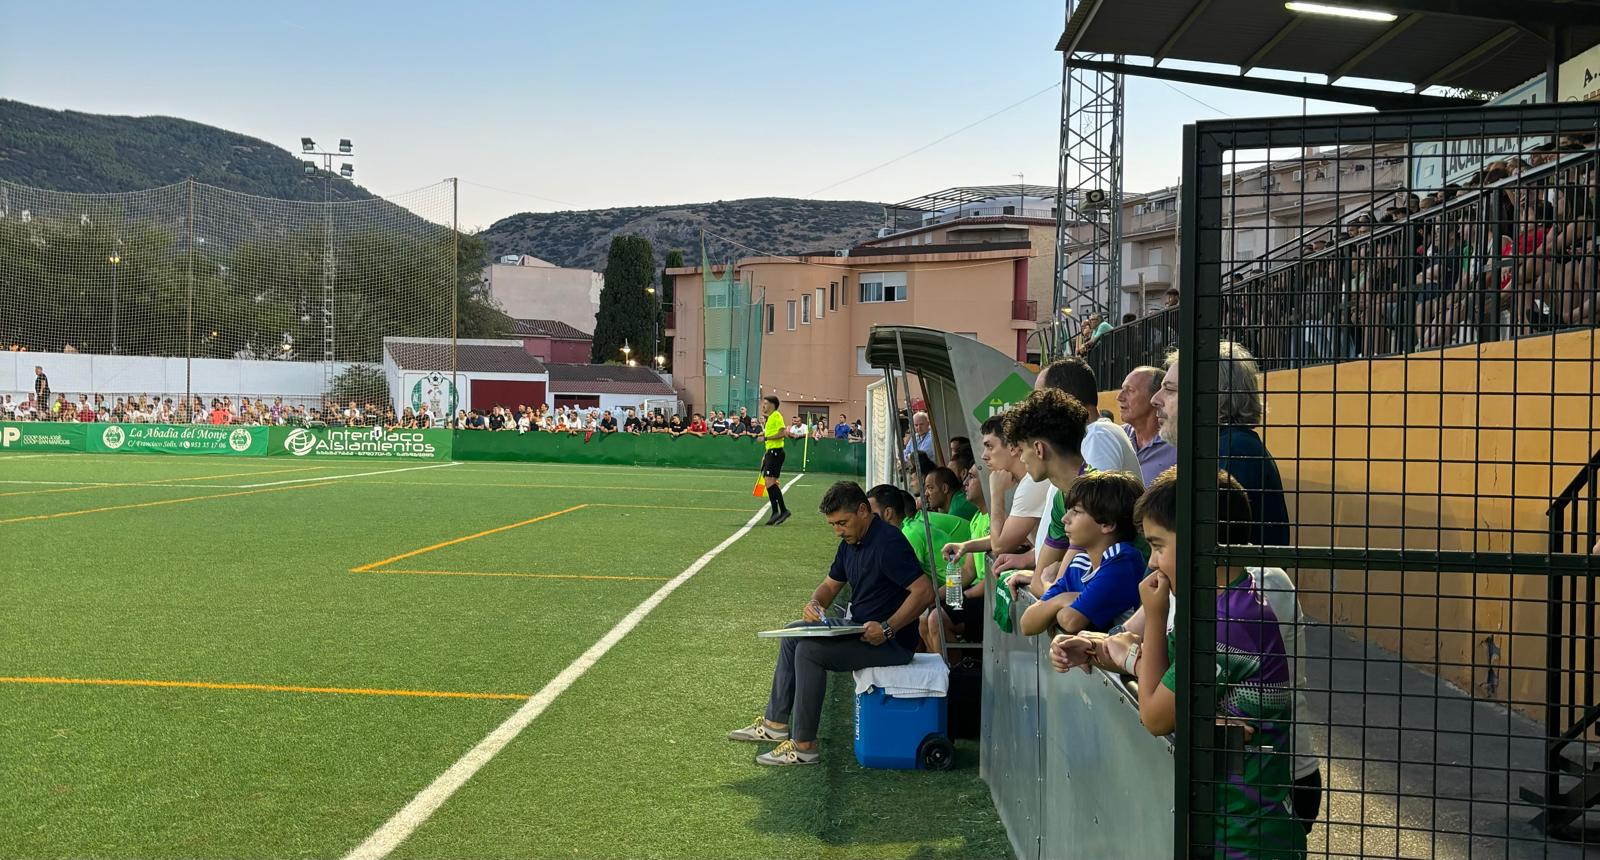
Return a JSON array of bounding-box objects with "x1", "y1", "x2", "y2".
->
[{"x1": 1101, "y1": 328, "x2": 1600, "y2": 719}]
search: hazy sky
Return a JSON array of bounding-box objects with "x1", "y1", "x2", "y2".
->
[{"x1": 3, "y1": 0, "x2": 1376, "y2": 230}]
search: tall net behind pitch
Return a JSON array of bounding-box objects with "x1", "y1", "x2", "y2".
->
[
  {"x1": 0, "y1": 179, "x2": 455, "y2": 417},
  {"x1": 700, "y1": 238, "x2": 763, "y2": 416}
]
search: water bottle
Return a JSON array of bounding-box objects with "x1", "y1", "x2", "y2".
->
[{"x1": 944, "y1": 560, "x2": 964, "y2": 609}]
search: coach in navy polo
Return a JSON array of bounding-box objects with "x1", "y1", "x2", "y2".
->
[{"x1": 727, "y1": 480, "x2": 933, "y2": 766}]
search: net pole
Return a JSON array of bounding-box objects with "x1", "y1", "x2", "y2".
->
[
  {"x1": 185, "y1": 178, "x2": 194, "y2": 418},
  {"x1": 451, "y1": 177, "x2": 459, "y2": 413}
]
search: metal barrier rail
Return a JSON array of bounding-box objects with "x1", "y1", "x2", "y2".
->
[{"x1": 980, "y1": 583, "x2": 1175, "y2": 860}]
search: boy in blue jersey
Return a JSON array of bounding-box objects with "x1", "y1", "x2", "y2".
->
[{"x1": 1018, "y1": 470, "x2": 1146, "y2": 635}]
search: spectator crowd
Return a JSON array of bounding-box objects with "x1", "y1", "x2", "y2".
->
[{"x1": 2, "y1": 369, "x2": 869, "y2": 444}]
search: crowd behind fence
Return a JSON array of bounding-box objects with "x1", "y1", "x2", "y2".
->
[{"x1": 1088, "y1": 136, "x2": 1599, "y2": 384}]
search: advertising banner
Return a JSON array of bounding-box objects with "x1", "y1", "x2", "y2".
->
[
  {"x1": 84, "y1": 423, "x2": 268, "y2": 456},
  {"x1": 0, "y1": 422, "x2": 87, "y2": 453},
  {"x1": 269, "y1": 426, "x2": 452, "y2": 460}
]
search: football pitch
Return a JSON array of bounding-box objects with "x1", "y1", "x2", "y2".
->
[{"x1": 0, "y1": 451, "x2": 1009, "y2": 860}]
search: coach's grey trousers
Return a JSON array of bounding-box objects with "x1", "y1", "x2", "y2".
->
[{"x1": 764, "y1": 621, "x2": 913, "y2": 744}]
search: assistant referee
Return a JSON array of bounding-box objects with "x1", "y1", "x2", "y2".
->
[{"x1": 760, "y1": 394, "x2": 791, "y2": 526}]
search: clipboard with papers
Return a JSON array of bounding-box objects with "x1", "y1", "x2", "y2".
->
[{"x1": 756, "y1": 619, "x2": 868, "y2": 638}]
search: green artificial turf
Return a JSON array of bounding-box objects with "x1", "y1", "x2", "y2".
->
[{"x1": 0, "y1": 452, "x2": 1011, "y2": 859}]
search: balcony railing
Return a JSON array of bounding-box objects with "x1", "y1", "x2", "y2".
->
[{"x1": 1011, "y1": 299, "x2": 1038, "y2": 322}]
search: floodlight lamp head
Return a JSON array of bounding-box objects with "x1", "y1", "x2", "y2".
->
[
  {"x1": 304, "y1": 161, "x2": 316, "y2": 175},
  {"x1": 338, "y1": 138, "x2": 352, "y2": 153},
  {"x1": 340, "y1": 163, "x2": 354, "y2": 178},
  {"x1": 301, "y1": 137, "x2": 315, "y2": 152}
]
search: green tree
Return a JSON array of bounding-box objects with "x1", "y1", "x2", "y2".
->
[
  {"x1": 591, "y1": 235, "x2": 657, "y2": 363},
  {"x1": 455, "y1": 231, "x2": 511, "y2": 338}
]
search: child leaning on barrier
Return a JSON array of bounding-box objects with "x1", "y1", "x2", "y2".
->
[
  {"x1": 1049, "y1": 467, "x2": 1309, "y2": 859},
  {"x1": 1016, "y1": 470, "x2": 1145, "y2": 637}
]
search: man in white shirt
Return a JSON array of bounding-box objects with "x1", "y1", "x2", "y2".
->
[{"x1": 0, "y1": 395, "x2": 13, "y2": 419}]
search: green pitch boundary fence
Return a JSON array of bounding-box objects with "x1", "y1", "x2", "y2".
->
[{"x1": 0, "y1": 421, "x2": 865, "y2": 474}]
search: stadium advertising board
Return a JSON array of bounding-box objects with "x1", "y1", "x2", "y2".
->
[
  {"x1": 971, "y1": 372, "x2": 1034, "y2": 423},
  {"x1": 85, "y1": 423, "x2": 267, "y2": 456},
  {"x1": 1, "y1": 422, "x2": 267, "y2": 455},
  {"x1": 0, "y1": 422, "x2": 87, "y2": 452},
  {"x1": 269, "y1": 426, "x2": 452, "y2": 460}
]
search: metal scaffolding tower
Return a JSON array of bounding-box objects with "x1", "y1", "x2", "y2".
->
[{"x1": 1052, "y1": 0, "x2": 1125, "y2": 340}]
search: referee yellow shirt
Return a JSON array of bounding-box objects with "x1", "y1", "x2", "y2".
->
[{"x1": 764, "y1": 411, "x2": 785, "y2": 449}]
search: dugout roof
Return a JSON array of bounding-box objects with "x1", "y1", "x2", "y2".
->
[{"x1": 1059, "y1": 0, "x2": 1600, "y2": 109}]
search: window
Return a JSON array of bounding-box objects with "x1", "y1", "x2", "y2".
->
[
  {"x1": 705, "y1": 291, "x2": 729, "y2": 309},
  {"x1": 841, "y1": 274, "x2": 849, "y2": 305},
  {"x1": 1148, "y1": 247, "x2": 1164, "y2": 266},
  {"x1": 1003, "y1": 205, "x2": 1015, "y2": 215},
  {"x1": 786, "y1": 300, "x2": 797, "y2": 330},
  {"x1": 858, "y1": 271, "x2": 908, "y2": 303},
  {"x1": 815, "y1": 288, "x2": 825, "y2": 319},
  {"x1": 829, "y1": 282, "x2": 837, "y2": 311},
  {"x1": 766, "y1": 303, "x2": 775, "y2": 334},
  {"x1": 855, "y1": 347, "x2": 875, "y2": 376},
  {"x1": 957, "y1": 332, "x2": 979, "y2": 341},
  {"x1": 801, "y1": 293, "x2": 812, "y2": 324}
]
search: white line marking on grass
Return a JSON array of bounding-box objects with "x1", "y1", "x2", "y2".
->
[
  {"x1": 0, "y1": 454, "x2": 51, "y2": 460},
  {"x1": 237, "y1": 462, "x2": 459, "y2": 488},
  {"x1": 341, "y1": 472, "x2": 806, "y2": 860}
]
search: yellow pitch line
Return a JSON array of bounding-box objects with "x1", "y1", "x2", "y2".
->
[
  {"x1": 359, "y1": 569, "x2": 671, "y2": 582},
  {"x1": 350, "y1": 505, "x2": 589, "y2": 573},
  {"x1": 0, "y1": 481, "x2": 338, "y2": 525},
  {"x1": 0, "y1": 675, "x2": 527, "y2": 701}
]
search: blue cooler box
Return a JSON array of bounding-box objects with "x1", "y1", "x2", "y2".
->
[{"x1": 853, "y1": 687, "x2": 952, "y2": 770}]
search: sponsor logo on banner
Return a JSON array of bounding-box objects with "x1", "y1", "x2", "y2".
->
[
  {"x1": 1, "y1": 427, "x2": 19, "y2": 448},
  {"x1": 228, "y1": 428, "x2": 254, "y2": 452},
  {"x1": 284, "y1": 427, "x2": 318, "y2": 456},
  {"x1": 972, "y1": 372, "x2": 1035, "y2": 423},
  {"x1": 283, "y1": 426, "x2": 440, "y2": 459},
  {"x1": 411, "y1": 372, "x2": 458, "y2": 417},
  {"x1": 101, "y1": 425, "x2": 127, "y2": 450}
]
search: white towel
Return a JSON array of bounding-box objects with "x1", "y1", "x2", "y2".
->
[{"x1": 853, "y1": 653, "x2": 949, "y2": 698}]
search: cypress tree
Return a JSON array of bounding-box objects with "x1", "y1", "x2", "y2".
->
[{"x1": 591, "y1": 235, "x2": 658, "y2": 363}]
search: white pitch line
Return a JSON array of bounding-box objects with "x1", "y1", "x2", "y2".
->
[
  {"x1": 0, "y1": 454, "x2": 52, "y2": 461},
  {"x1": 237, "y1": 462, "x2": 459, "y2": 488},
  {"x1": 341, "y1": 472, "x2": 807, "y2": 860}
]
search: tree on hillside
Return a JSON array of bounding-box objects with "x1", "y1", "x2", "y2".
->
[{"x1": 591, "y1": 235, "x2": 658, "y2": 363}]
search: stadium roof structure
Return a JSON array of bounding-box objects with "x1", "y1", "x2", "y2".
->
[
  {"x1": 890, "y1": 184, "x2": 1063, "y2": 213},
  {"x1": 511, "y1": 318, "x2": 592, "y2": 340},
  {"x1": 545, "y1": 362, "x2": 675, "y2": 396},
  {"x1": 1058, "y1": 0, "x2": 1600, "y2": 109}
]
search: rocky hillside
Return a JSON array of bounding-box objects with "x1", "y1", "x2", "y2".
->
[{"x1": 479, "y1": 197, "x2": 888, "y2": 270}]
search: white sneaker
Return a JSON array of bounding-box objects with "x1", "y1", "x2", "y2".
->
[
  {"x1": 727, "y1": 716, "x2": 790, "y2": 743},
  {"x1": 755, "y1": 740, "x2": 819, "y2": 766}
]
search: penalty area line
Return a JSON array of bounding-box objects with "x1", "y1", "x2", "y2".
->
[{"x1": 340, "y1": 472, "x2": 807, "y2": 860}]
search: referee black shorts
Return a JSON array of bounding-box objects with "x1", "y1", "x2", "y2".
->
[{"x1": 761, "y1": 448, "x2": 785, "y2": 479}]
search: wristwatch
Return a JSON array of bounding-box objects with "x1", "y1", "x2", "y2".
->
[{"x1": 880, "y1": 622, "x2": 894, "y2": 642}]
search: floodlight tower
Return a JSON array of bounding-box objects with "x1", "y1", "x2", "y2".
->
[
  {"x1": 299, "y1": 136, "x2": 355, "y2": 392},
  {"x1": 1051, "y1": 0, "x2": 1125, "y2": 358}
]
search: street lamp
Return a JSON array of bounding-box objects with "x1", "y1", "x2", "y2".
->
[
  {"x1": 621, "y1": 340, "x2": 632, "y2": 362},
  {"x1": 107, "y1": 254, "x2": 121, "y2": 354}
]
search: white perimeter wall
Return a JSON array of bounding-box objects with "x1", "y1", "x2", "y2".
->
[{"x1": 2, "y1": 351, "x2": 353, "y2": 403}]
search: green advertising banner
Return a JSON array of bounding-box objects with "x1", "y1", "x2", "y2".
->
[
  {"x1": 0, "y1": 422, "x2": 88, "y2": 453},
  {"x1": 268, "y1": 426, "x2": 453, "y2": 461},
  {"x1": 81, "y1": 423, "x2": 268, "y2": 456}
]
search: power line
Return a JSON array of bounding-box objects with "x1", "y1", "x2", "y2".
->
[
  {"x1": 458, "y1": 179, "x2": 577, "y2": 208},
  {"x1": 804, "y1": 79, "x2": 1062, "y2": 198},
  {"x1": 1156, "y1": 80, "x2": 1233, "y2": 117}
]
